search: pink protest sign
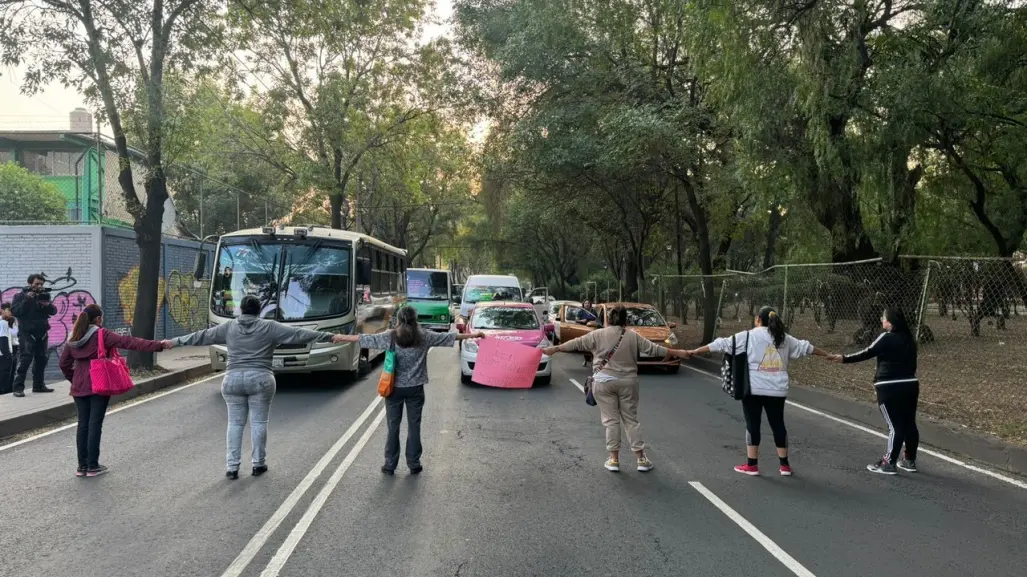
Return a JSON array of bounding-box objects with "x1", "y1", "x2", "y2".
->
[{"x1": 472, "y1": 338, "x2": 543, "y2": 389}]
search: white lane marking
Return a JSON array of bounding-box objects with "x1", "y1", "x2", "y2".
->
[
  {"x1": 690, "y1": 481, "x2": 817, "y2": 577},
  {"x1": 569, "y1": 378, "x2": 585, "y2": 393},
  {"x1": 220, "y1": 395, "x2": 384, "y2": 577},
  {"x1": 0, "y1": 372, "x2": 224, "y2": 452},
  {"x1": 259, "y1": 407, "x2": 387, "y2": 577},
  {"x1": 681, "y1": 363, "x2": 1027, "y2": 490}
]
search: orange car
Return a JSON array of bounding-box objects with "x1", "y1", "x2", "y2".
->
[{"x1": 557, "y1": 302, "x2": 680, "y2": 373}]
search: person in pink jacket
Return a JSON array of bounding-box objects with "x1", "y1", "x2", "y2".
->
[{"x1": 59, "y1": 304, "x2": 167, "y2": 478}]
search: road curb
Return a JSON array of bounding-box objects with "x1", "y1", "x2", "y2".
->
[
  {"x1": 0, "y1": 363, "x2": 214, "y2": 440},
  {"x1": 684, "y1": 355, "x2": 1027, "y2": 478}
]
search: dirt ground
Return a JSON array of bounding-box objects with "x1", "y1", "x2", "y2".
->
[{"x1": 671, "y1": 309, "x2": 1027, "y2": 447}]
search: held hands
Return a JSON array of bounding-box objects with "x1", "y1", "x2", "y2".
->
[
  {"x1": 829, "y1": 354, "x2": 844, "y2": 363},
  {"x1": 543, "y1": 346, "x2": 559, "y2": 356},
  {"x1": 160, "y1": 340, "x2": 175, "y2": 350}
]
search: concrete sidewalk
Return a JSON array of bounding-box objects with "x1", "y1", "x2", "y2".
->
[{"x1": 0, "y1": 349, "x2": 214, "y2": 439}]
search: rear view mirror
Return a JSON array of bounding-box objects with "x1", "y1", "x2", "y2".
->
[{"x1": 192, "y1": 252, "x2": 207, "y2": 280}]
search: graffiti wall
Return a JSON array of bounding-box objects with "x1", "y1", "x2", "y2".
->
[
  {"x1": 0, "y1": 226, "x2": 103, "y2": 380},
  {"x1": 102, "y1": 227, "x2": 213, "y2": 340},
  {"x1": 0, "y1": 225, "x2": 212, "y2": 382}
]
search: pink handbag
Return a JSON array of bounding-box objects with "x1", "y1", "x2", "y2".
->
[{"x1": 90, "y1": 329, "x2": 134, "y2": 396}]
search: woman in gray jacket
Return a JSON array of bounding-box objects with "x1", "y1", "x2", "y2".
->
[{"x1": 165, "y1": 295, "x2": 346, "y2": 479}]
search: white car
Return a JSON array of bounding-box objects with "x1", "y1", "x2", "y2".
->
[{"x1": 457, "y1": 301, "x2": 553, "y2": 387}]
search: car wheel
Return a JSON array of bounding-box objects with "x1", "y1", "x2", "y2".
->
[
  {"x1": 357, "y1": 351, "x2": 370, "y2": 376},
  {"x1": 461, "y1": 373, "x2": 473, "y2": 385},
  {"x1": 667, "y1": 365, "x2": 680, "y2": 375},
  {"x1": 534, "y1": 375, "x2": 552, "y2": 387}
]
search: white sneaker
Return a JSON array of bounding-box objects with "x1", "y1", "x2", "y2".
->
[
  {"x1": 604, "y1": 458, "x2": 620, "y2": 472},
  {"x1": 637, "y1": 456, "x2": 654, "y2": 472}
]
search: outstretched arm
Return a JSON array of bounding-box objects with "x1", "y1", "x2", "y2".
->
[
  {"x1": 169, "y1": 323, "x2": 231, "y2": 348},
  {"x1": 841, "y1": 333, "x2": 887, "y2": 364}
]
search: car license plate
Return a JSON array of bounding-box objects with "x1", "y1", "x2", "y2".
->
[{"x1": 272, "y1": 358, "x2": 284, "y2": 368}]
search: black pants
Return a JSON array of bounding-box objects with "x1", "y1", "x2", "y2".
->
[
  {"x1": 877, "y1": 383, "x2": 920, "y2": 464},
  {"x1": 384, "y1": 385, "x2": 425, "y2": 470},
  {"x1": 0, "y1": 355, "x2": 12, "y2": 394},
  {"x1": 74, "y1": 395, "x2": 111, "y2": 469},
  {"x1": 13, "y1": 331, "x2": 48, "y2": 393},
  {"x1": 742, "y1": 395, "x2": 788, "y2": 448}
]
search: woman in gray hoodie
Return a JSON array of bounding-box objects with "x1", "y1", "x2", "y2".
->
[{"x1": 165, "y1": 295, "x2": 346, "y2": 479}]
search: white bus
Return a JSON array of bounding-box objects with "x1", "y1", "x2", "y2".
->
[{"x1": 204, "y1": 225, "x2": 407, "y2": 379}]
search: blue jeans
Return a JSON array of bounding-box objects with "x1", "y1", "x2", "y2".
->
[{"x1": 222, "y1": 370, "x2": 276, "y2": 471}]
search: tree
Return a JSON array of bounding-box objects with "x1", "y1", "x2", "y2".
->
[
  {"x1": 0, "y1": 163, "x2": 68, "y2": 223},
  {"x1": 230, "y1": 0, "x2": 458, "y2": 229},
  {"x1": 0, "y1": 0, "x2": 221, "y2": 368}
]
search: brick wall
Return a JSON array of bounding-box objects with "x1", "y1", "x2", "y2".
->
[{"x1": 0, "y1": 226, "x2": 103, "y2": 380}]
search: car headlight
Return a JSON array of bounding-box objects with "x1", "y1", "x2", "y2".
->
[
  {"x1": 463, "y1": 339, "x2": 479, "y2": 353},
  {"x1": 537, "y1": 337, "x2": 551, "y2": 349},
  {"x1": 665, "y1": 332, "x2": 678, "y2": 345}
]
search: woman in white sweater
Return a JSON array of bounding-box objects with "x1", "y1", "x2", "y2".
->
[{"x1": 688, "y1": 306, "x2": 833, "y2": 477}]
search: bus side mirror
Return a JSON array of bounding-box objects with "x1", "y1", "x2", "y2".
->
[
  {"x1": 192, "y1": 252, "x2": 207, "y2": 280},
  {"x1": 357, "y1": 260, "x2": 372, "y2": 285}
]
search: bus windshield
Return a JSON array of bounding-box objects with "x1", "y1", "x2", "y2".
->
[
  {"x1": 210, "y1": 238, "x2": 352, "y2": 321},
  {"x1": 407, "y1": 270, "x2": 450, "y2": 301}
]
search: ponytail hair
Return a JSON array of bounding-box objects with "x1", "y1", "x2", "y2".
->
[
  {"x1": 69, "y1": 304, "x2": 104, "y2": 342},
  {"x1": 608, "y1": 305, "x2": 628, "y2": 327},
  {"x1": 757, "y1": 306, "x2": 786, "y2": 348},
  {"x1": 393, "y1": 305, "x2": 423, "y2": 348}
]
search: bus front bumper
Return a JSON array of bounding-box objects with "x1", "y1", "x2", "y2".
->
[{"x1": 208, "y1": 342, "x2": 359, "y2": 374}]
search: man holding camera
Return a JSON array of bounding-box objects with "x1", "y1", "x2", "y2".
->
[{"x1": 10, "y1": 274, "x2": 57, "y2": 397}]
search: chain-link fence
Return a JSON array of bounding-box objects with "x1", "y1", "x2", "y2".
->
[{"x1": 653, "y1": 256, "x2": 1027, "y2": 445}]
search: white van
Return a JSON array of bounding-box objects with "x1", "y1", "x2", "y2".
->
[{"x1": 458, "y1": 274, "x2": 523, "y2": 319}]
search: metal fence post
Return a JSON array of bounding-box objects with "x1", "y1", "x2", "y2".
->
[
  {"x1": 782, "y1": 266, "x2": 789, "y2": 324},
  {"x1": 714, "y1": 279, "x2": 728, "y2": 335},
  {"x1": 915, "y1": 261, "x2": 934, "y2": 343}
]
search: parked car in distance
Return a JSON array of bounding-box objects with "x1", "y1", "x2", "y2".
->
[
  {"x1": 455, "y1": 301, "x2": 554, "y2": 387},
  {"x1": 558, "y1": 302, "x2": 680, "y2": 373}
]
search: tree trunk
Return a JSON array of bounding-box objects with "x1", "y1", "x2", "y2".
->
[
  {"x1": 127, "y1": 175, "x2": 167, "y2": 370},
  {"x1": 330, "y1": 195, "x2": 343, "y2": 229}
]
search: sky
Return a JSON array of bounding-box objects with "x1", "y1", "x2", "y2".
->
[{"x1": 0, "y1": 0, "x2": 455, "y2": 133}]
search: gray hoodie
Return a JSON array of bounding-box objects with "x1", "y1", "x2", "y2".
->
[{"x1": 172, "y1": 315, "x2": 333, "y2": 373}]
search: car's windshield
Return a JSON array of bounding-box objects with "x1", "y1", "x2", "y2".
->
[
  {"x1": 210, "y1": 242, "x2": 280, "y2": 319},
  {"x1": 407, "y1": 270, "x2": 450, "y2": 301},
  {"x1": 464, "y1": 284, "x2": 522, "y2": 304},
  {"x1": 279, "y1": 243, "x2": 351, "y2": 320},
  {"x1": 472, "y1": 307, "x2": 539, "y2": 330},
  {"x1": 210, "y1": 239, "x2": 351, "y2": 321},
  {"x1": 625, "y1": 307, "x2": 666, "y2": 327}
]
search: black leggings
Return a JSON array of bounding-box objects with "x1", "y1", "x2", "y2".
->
[
  {"x1": 742, "y1": 395, "x2": 788, "y2": 448},
  {"x1": 75, "y1": 395, "x2": 111, "y2": 469},
  {"x1": 878, "y1": 383, "x2": 920, "y2": 464}
]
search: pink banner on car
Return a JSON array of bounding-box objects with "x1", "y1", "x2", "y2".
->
[{"x1": 472, "y1": 337, "x2": 543, "y2": 389}]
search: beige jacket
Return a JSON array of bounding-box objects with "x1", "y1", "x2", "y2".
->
[{"x1": 559, "y1": 326, "x2": 669, "y2": 379}]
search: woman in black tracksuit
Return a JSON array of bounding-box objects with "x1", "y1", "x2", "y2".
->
[{"x1": 837, "y1": 308, "x2": 919, "y2": 475}]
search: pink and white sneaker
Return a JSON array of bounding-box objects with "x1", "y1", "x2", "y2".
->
[
  {"x1": 779, "y1": 465, "x2": 793, "y2": 476},
  {"x1": 734, "y1": 463, "x2": 759, "y2": 476}
]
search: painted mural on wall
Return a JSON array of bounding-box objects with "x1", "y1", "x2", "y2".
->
[
  {"x1": 117, "y1": 266, "x2": 209, "y2": 334},
  {"x1": 0, "y1": 267, "x2": 97, "y2": 350}
]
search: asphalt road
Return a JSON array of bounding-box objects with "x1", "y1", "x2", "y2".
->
[{"x1": 1, "y1": 345, "x2": 1025, "y2": 577}]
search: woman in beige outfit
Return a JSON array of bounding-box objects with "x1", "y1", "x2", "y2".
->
[{"x1": 545, "y1": 306, "x2": 691, "y2": 472}]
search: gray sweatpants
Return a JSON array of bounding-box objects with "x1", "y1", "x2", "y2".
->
[{"x1": 222, "y1": 370, "x2": 276, "y2": 471}]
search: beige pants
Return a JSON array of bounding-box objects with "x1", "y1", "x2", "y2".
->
[{"x1": 593, "y1": 377, "x2": 644, "y2": 453}]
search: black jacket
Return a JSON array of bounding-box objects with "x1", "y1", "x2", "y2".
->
[
  {"x1": 843, "y1": 331, "x2": 918, "y2": 385},
  {"x1": 11, "y1": 289, "x2": 57, "y2": 334}
]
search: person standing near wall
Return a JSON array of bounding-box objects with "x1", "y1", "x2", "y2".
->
[
  {"x1": 10, "y1": 274, "x2": 57, "y2": 397},
  {"x1": 0, "y1": 303, "x2": 14, "y2": 395}
]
